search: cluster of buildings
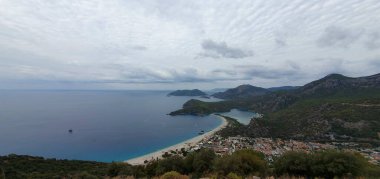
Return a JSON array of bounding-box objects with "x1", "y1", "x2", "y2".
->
[{"x1": 187, "y1": 135, "x2": 380, "y2": 165}]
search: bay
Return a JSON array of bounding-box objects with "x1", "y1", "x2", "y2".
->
[{"x1": 0, "y1": 90, "x2": 221, "y2": 162}]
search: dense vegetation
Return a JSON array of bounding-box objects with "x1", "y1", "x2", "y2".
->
[
  {"x1": 1, "y1": 149, "x2": 379, "y2": 178},
  {"x1": 171, "y1": 73, "x2": 380, "y2": 143},
  {"x1": 0, "y1": 154, "x2": 109, "y2": 178},
  {"x1": 274, "y1": 150, "x2": 380, "y2": 178},
  {"x1": 215, "y1": 115, "x2": 245, "y2": 137},
  {"x1": 167, "y1": 89, "x2": 207, "y2": 96},
  {"x1": 249, "y1": 91, "x2": 380, "y2": 141}
]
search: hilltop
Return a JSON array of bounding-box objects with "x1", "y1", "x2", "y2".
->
[{"x1": 212, "y1": 84, "x2": 269, "y2": 99}]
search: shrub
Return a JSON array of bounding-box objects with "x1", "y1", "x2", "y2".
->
[
  {"x1": 160, "y1": 171, "x2": 189, "y2": 179},
  {"x1": 274, "y1": 150, "x2": 373, "y2": 178},
  {"x1": 214, "y1": 149, "x2": 268, "y2": 177},
  {"x1": 274, "y1": 151, "x2": 309, "y2": 177},
  {"x1": 73, "y1": 171, "x2": 99, "y2": 179},
  {"x1": 155, "y1": 156, "x2": 185, "y2": 176},
  {"x1": 0, "y1": 168, "x2": 4, "y2": 179},
  {"x1": 187, "y1": 149, "x2": 216, "y2": 177},
  {"x1": 226, "y1": 172, "x2": 243, "y2": 179},
  {"x1": 309, "y1": 150, "x2": 366, "y2": 178}
]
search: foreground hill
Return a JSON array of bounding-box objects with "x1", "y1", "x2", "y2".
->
[
  {"x1": 1, "y1": 149, "x2": 379, "y2": 178},
  {"x1": 167, "y1": 89, "x2": 207, "y2": 96},
  {"x1": 170, "y1": 73, "x2": 380, "y2": 144}
]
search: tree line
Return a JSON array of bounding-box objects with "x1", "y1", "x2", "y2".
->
[{"x1": 1, "y1": 149, "x2": 379, "y2": 178}]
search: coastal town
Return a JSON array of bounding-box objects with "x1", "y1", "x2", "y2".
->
[
  {"x1": 127, "y1": 116, "x2": 380, "y2": 166},
  {"x1": 182, "y1": 135, "x2": 380, "y2": 165}
]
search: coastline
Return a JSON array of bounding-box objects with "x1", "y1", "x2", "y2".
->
[{"x1": 125, "y1": 115, "x2": 228, "y2": 165}]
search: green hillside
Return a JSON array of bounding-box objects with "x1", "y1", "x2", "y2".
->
[
  {"x1": 170, "y1": 73, "x2": 380, "y2": 143},
  {"x1": 1, "y1": 150, "x2": 379, "y2": 178}
]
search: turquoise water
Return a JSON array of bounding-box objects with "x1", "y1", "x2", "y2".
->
[
  {"x1": 221, "y1": 109, "x2": 257, "y2": 125},
  {"x1": 0, "y1": 90, "x2": 221, "y2": 162}
]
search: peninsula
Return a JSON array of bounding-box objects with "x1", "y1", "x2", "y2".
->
[{"x1": 167, "y1": 89, "x2": 207, "y2": 97}]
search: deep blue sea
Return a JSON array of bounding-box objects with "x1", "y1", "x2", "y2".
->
[{"x1": 0, "y1": 90, "x2": 222, "y2": 162}]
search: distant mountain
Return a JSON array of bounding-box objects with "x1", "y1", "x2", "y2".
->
[
  {"x1": 212, "y1": 84, "x2": 270, "y2": 99},
  {"x1": 267, "y1": 86, "x2": 299, "y2": 92},
  {"x1": 170, "y1": 73, "x2": 380, "y2": 144},
  {"x1": 167, "y1": 89, "x2": 207, "y2": 96},
  {"x1": 297, "y1": 73, "x2": 379, "y2": 96}
]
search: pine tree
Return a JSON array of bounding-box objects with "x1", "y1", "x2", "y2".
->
[{"x1": 0, "y1": 167, "x2": 5, "y2": 179}]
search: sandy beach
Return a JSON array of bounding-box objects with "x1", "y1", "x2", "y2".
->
[{"x1": 125, "y1": 115, "x2": 228, "y2": 165}]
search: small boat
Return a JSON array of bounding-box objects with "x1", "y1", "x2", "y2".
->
[
  {"x1": 68, "y1": 129, "x2": 73, "y2": 133},
  {"x1": 198, "y1": 130, "x2": 205, "y2": 135}
]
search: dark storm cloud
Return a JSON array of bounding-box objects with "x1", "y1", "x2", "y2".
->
[{"x1": 199, "y1": 40, "x2": 253, "y2": 59}]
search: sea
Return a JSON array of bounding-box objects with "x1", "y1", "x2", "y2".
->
[
  {"x1": 221, "y1": 109, "x2": 258, "y2": 125},
  {"x1": 0, "y1": 90, "x2": 255, "y2": 162}
]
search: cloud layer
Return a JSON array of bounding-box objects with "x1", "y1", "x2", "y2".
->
[
  {"x1": 316, "y1": 26, "x2": 363, "y2": 48},
  {"x1": 0, "y1": 0, "x2": 380, "y2": 89}
]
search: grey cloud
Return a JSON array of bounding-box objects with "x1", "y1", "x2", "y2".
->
[
  {"x1": 131, "y1": 45, "x2": 148, "y2": 51},
  {"x1": 212, "y1": 63, "x2": 304, "y2": 81},
  {"x1": 365, "y1": 32, "x2": 380, "y2": 50},
  {"x1": 313, "y1": 58, "x2": 347, "y2": 75},
  {"x1": 199, "y1": 40, "x2": 253, "y2": 59},
  {"x1": 239, "y1": 66, "x2": 302, "y2": 80},
  {"x1": 368, "y1": 58, "x2": 380, "y2": 69},
  {"x1": 316, "y1": 26, "x2": 363, "y2": 48},
  {"x1": 275, "y1": 38, "x2": 287, "y2": 47},
  {"x1": 197, "y1": 52, "x2": 221, "y2": 59},
  {"x1": 286, "y1": 60, "x2": 301, "y2": 70},
  {"x1": 117, "y1": 67, "x2": 222, "y2": 83},
  {"x1": 126, "y1": 67, "x2": 254, "y2": 83},
  {"x1": 211, "y1": 69, "x2": 238, "y2": 76},
  {"x1": 273, "y1": 30, "x2": 288, "y2": 48}
]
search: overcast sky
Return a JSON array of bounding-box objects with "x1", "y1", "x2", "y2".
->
[{"x1": 0, "y1": 0, "x2": 380, "y2": 90}]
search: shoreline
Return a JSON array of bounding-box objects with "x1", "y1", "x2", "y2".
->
[{"x1": 125, "y1": 115, "x2": 228, "y2": 165}]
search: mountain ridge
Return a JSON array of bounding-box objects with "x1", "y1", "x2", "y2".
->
[{"x1": 211, "y1": 84, "x2": 270, "y2": 99}]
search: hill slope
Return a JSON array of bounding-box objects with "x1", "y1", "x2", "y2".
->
[
  {"x1": 267, "y1": 86, "x2": 299, "y2": 92},
  {"x1": 212, "y1": 84, "x2": 270, "y2": 99}
]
